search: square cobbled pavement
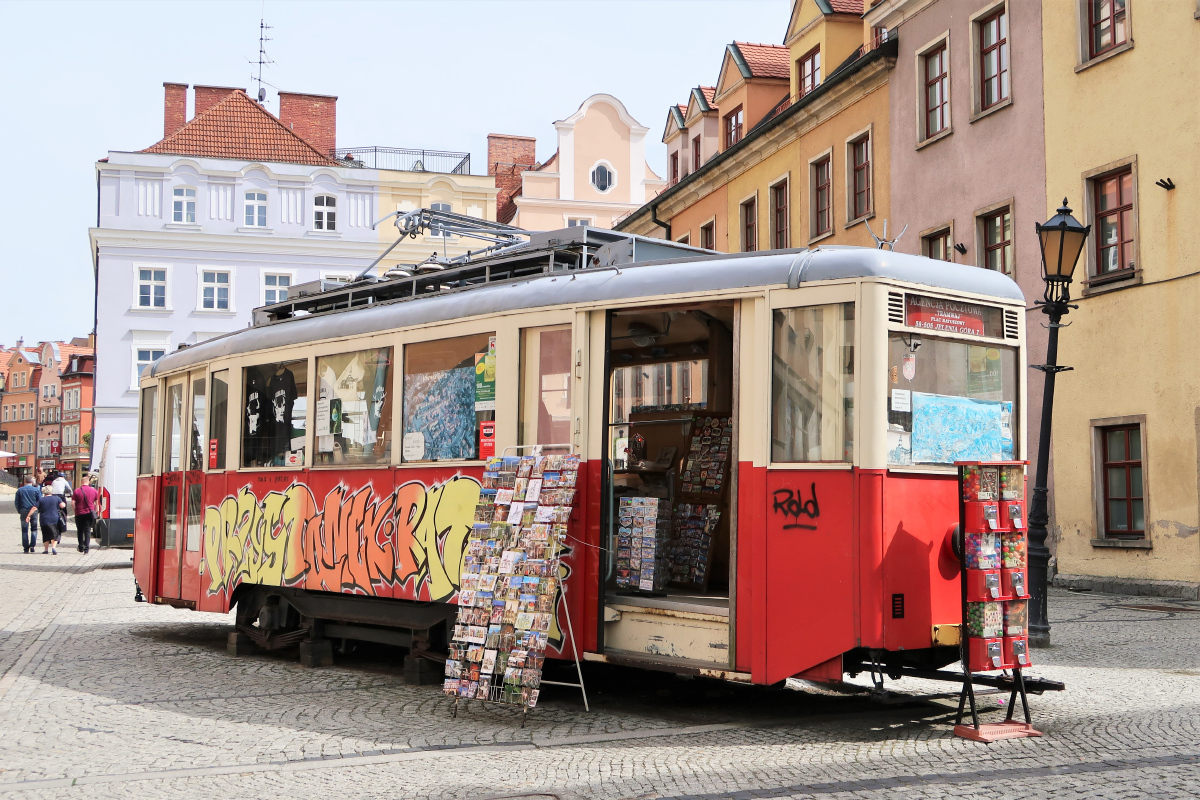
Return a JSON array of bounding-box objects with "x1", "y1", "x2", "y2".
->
[{"x1": 0, "y1": 498, "x2": 1197, "y2": 799}]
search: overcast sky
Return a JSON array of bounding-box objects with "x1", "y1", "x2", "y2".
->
[{"x1": 0, "y1": 0, "x2": 787, "y2": 345}]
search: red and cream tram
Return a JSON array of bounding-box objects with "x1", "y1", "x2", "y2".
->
[{"x1": 132, "y1": 226, "x2": 1026, "y2": 686}]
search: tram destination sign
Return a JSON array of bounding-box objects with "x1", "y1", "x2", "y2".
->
[{"x1": 905, "y1": 294, "x2": 1003, "y2": 337}]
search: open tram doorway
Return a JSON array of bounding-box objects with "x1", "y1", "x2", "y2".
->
[{"x1": 600, "y1": 301, "x2": 737, "y2": 670}]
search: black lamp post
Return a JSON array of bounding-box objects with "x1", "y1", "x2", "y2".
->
[{"x1": 1028, "y1": 199, "x2": 1090, "y2": 648}]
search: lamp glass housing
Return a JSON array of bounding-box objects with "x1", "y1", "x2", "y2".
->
[{"x1": 1037, "y1": 200, "x2": 1090, "y2": 284}]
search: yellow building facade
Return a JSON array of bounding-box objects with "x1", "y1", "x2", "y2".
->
[
  {"x1": 1044, "y1": 3, "x2": 1200, "y2": 595},
  {"x1": 373, "y1": 170, "x2": 499, "y2": 273}
]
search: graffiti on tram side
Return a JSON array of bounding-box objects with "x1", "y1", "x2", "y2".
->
[
  {"x1": 201, "y1": 476, "x2": 480, "y2": 603},
  {"x1": 199, "y1": 477, "x2": 574, "y2": 649}
]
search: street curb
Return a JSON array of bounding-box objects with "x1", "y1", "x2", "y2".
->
[{"x1": 1053, "y1": 572, "x2": 1200, "y2": 600}]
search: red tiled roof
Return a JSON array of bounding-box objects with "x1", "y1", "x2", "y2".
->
[
  {"x1": 699, "y1": 86, "x2": 717, "y2": 104},
  {"x1": 143, "y1": 90, "x2": 341, "y2": 166},
  {"x1": 734, "y1": 42, "x2": 791, "y2": 79},
  {"x1": 829, "y1": 0, "x2": 864, "y2": 14}
]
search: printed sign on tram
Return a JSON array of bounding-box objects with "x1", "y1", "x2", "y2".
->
[{"x1": 904, "y1": 294, "x2": 1003, "y2": 338}]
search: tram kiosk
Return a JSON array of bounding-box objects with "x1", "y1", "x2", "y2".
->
[{"x1": 954, "y1": 460, "x2": 1040, "y2": 742}]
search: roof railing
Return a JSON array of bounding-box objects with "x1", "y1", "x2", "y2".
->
[{"x1": 332, "y1": 147, "x2": 471, "y2": 174}]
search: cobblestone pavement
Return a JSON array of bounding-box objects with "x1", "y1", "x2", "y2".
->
[{"x1": 0, "y1": 498, "x2": 1198, "y2": 799}]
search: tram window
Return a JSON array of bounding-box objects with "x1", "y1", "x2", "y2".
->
[
  {"x1": 519, "y1": 327, "x2": 572, "y2": 452},
  {"x1": 166, "y1": 383, "x2": 184, "y2": 472},
  {"x1": 138, "y1": 386, "x2": 158, "y2": 475},
  {"x1": 189, "y1": 377, "x2": 205, "y2": 471},
  {"x1": 242, "y1": 359, "x2": 308, "y2": 468},
  {"x1": 885, "y1": 334, "x2": 1018, "y2": 466},
  {"x1": 209, "y1": 371, "x2": 229, "y2": 470},
  {"x1": 771, "y1": 303, "x2": 855, "y2": 463},
  {"x1": 315, "y1": 347, "x2": 393, "y2": 466},
  {"x1": 402, "y1": 333, "x2": 495, "y2": 462},
  {"x1": 162, "y1": 485, "x2": 177, "y2": 551}
]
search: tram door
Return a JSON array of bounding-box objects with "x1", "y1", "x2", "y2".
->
[
  {"x1": 156, "y1": 379, "x2": 186, "y2": 600},
  {"x1": 180, "y1": 373, "x2": 207, "y2": 602}
]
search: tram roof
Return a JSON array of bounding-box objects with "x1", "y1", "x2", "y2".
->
[{"x1": 151, "y1": 241, "x2": 1024, "y2": 377}]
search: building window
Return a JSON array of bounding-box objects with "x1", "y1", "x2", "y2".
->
[
  {"x1": 724, "y1": 106, "x2": 744, "y2": 148},
  {"x1": 982, "y1": 207, "x2": 1014, "y2": 275},
  {"x1": 797, "y1": 47, "x2": 821, "y2": 98},
  {"x1": 741, "y1": 197, "x2": 757, "y2": 253},
  {"x1": 979, "y1": 9, "x2": 1009, "y2": 110},
  {"x1": 813, "y1": 156, "x2": 832, "y2": 237},
  {"x1": 1094, "y1": 168, "x2": 1134, "y2": 275},
  {"x1": 314, "y1": 194, "x2": 337, "y2": 231},
  {"x1": 136, "y1": 349, "x2": 165, "y2": 382},
  {"x1": 670, "y1": 152, "x2": 680, "y2": 184},
  {"x1": 244, "y1": 191, "x2": 267, "y2": 227},
  {"x1": 700, "y1": 221, "x2": 715, "y2": 250},
  {"x1": 429, "y1": 202, "x2": 453, "y2": 236},
  {"x1": 924, "y1": 44, "x2": 949, "y2": 137},
  {"x1": 590, "y1": 164, "x2": 614, "y2": 193},
  {"x1": 852, "y1": 136, "x2": 872, "y2": 220},
  {"x1": 924, "y1": 229, "x2": 952, "y2": 261},
  {"x1": 201, "y1": 270, "x2": 230, "y2": 310},
  {"x1": 172, "y1": 187, "x2": 196, "y2": 223},
  {"x1": 678, "y1": 234, "x2": 690, "y2": 245},
  {"x1": 1089, "y1": 0, "x2": 1127, "y2": 58},
  {"x1": 770, "y1": 181, "x2": 789, "y2": 249},
  {"x1": 567, "y1": 218, "x2": 590, "y2": 227},
  {"x1": 138, "y1": 268, "x2": 167, "y2": 308},
  {"x1": 1101, "y1": 424, "x2": 1144, "y2": 537},
  {"x1": 692, "y1": 136, "x2": 701, "y2": 171},
  {"x1": 264, "y1": 273, "x2": 290, "y2": 304}
]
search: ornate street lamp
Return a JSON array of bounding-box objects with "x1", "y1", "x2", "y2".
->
[{"x1": 1028, "y1": 199, "x2": 1090, "y2": 648}]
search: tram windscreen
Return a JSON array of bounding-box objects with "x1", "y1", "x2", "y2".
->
[{"x1": 886, "y1": 334, "x2": 1018, "y2": 466}]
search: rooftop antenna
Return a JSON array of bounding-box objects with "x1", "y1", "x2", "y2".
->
[{"x1": 250, "y1": 14, "x2": 274, "y2": 104}]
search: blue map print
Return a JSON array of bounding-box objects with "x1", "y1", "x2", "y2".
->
[
  {"x1": 403, "y1": 367, "x2": 477, "y2": 460},
  {"x1": 911, "y1": 393, "x2": 1013, "y2": 464}
]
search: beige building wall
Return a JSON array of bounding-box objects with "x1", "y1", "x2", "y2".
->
[{"x1": 1045, "y1": 2, "x2": 1200, "y2": 592}]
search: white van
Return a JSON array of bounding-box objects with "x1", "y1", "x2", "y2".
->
[{"x1": 95, "y1": 434, "x2": 137, "y2": 547}]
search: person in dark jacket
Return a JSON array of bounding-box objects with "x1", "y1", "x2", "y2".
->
[
  {"x1": 27, "y1": 486, "x2": 65, "y2": 555},
  {"x1": 15, "y1": 475, "x2": 41, "y2": 553}
]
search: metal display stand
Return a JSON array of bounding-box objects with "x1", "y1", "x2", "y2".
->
[
  {"x1": 449, "y1": 444, "x2": 589, "y2": 726},
  {"x1": 953, "y1": 461, "x2": 1042, "y2": 743}
]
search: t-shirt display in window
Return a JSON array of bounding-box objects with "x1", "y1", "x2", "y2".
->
[
  {"x1": 243, "y1": 367, "x2": 271, "y2": 466},
  {"x1": 268, "y1": 366, "x2": 298, "y2": 462}
]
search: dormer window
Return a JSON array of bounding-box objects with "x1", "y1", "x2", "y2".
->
[
  {"x1": 724, "y1": 106, "x2": 744, "y2": 148},
  {"x1": 797, "y1": 47, "x2": 821, "y2": 98},
  {"x1": 591, "y1": 163, "x2": 614, "y2": 193},
  {"x1": 172, "y1": 187, "x2": 196, "y2": 223},
  {"x1": 314, "y1": 194, "x2": 337, "y2": 231}
]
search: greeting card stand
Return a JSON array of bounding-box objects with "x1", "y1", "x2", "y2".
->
[
  {"x1": 450, "y1": 444, "x2": 589, "y2": 728},
  {"x1": 953, "y1": 461, "x2": 1042, "y2": 743}
]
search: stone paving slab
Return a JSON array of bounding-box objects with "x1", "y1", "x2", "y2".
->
[{"x1": 0, "y1": 502, "x2": 1198, "y2": 799}]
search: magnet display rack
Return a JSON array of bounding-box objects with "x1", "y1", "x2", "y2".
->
[{"x1": 954, "y1": 460, "x2": 1041, "y2": 743}]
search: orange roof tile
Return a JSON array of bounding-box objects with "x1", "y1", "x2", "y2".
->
[
  {"x1": 734, "y1": 42, "x2": 791, "y2": 80},
  {"x1": 829, "y1": 0, "x2": 864, "y2": 14},
  {"x1": 699, "y1": 86, "x2": 717, "y2": 104},
  {"x1": 143, "y1": 90, "x2": 341, "y2": 166}
]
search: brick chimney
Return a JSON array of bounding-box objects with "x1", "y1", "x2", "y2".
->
[
  {"x1": 278, "y1": 92, "x2": 337, "y2": 156},
  {"x1": 163, "y1": 82, "x2": 188, "y2": 137},
  {"x1": 193, "y1": 85, "x2": 245, "y2": 118},
  {"x1": 488, "y1": 134, "x2": 537, "y2": 224}
]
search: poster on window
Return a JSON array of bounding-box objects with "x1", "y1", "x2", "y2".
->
[
  {"x1": 911, "y1": 393, "x2": 1013, "y2": 464},
  {"x1": 403, "y1": 365, "x2": 478, "y2": 460},
  {"x1": 475, "y1": 336, "x2": 497, "y2": 411}
]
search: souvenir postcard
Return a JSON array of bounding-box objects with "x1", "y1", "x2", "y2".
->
[
  {"x1": 481, "y1": 649, "x2": 497, "y2": 675},
  {"x1": 524, "y1": 478, "x2": 543, "y2": 504},
  {"x1": 475, "y1": 678, "x2": 491, "y2": 700},
  {"x1": 525, "y1": 688, "x2": 540, "y2": 708},
  {"x1": 515, "y1": 611, "x2": 535, "y2": 630},
  {"x1": 443, "y1": 679, "x2": 459, "y2": 696},
  {"x1": 506, "y1": 502, "x2": 525, "y2": 525},
  {"x1": 495, "y1": 489, "x2": 515, "y2": 506},
  {"x1": 535, "y1": 505, "x2": 555, "y2": 523},
  {"x1": 517, "y1": 456, "x2": 535, "y2": 478}
]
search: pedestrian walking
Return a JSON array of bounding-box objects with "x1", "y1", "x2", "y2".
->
[
  {"x1": 48, "y1": 471, "x2": 72, "y2": 548},
  {"x1": 73, "y1": 475, "x2": 100, "y2": 554},
  {"x1": 15, "y1": 475, "x2": 41, "y2": 553},
  {"x1": 27, "y1": 486, "x2": 65, "y2": 555}
]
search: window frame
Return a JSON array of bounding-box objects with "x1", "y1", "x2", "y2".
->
[
  {"x1": 172, "y1": 186, "x2": 197, "y2": 224},
  {"x1": 920, "y1": 38, "x2": 951, "y2": 142},
  {"x1": 400, "y1": 330, "x2": 498, "y2": 464},
  {"x1": 1088, "y1": 0, "x2": 1129, "y2": 59},
  {"x1": 723, "y1": 105, "x2": 744, "y2": 149},
  {"x1": 197, "y1": 267, "x2": 234, "y2": 313},
  {"x1": 589, "y1": 162, "x2": 616, "y2": 194},
  {"x1": 670, "y1": 152, "x2": 680, "y2": 184},
  {"x1": 977, "y1": 203, "x2": 1015, "y2": 276},
  {"x1": 1092, "y1": 166, "x2": 1135, "y2": 278},
  {"x1": 243, "y1": 190, "x2": 268, "y2": 228},
  {"x1": 1090, "y1": 417, "x2": 1148, "y2": 541},
  {"x1": 313, "y1": 193, "x2": 338, "y2": 232},
  {"x1": 1081, "y1": 157, "x2": 1140, "y2": 291},
  {"x1": 700, "y1": 220, "x2": 716, "y2": 251},
  {"x1": 769, "y1": 177, "x2": 789, "y2": 250},
  {"x1": 971, "y1": 3, "x2": 1011, "y2": 118},
  {"x1": 428, "y1": 202, "x2": 453, "y2": 237},
  {"x1": 692, "y1": 135, "x2": 702, "y2": 171},
  {"x1": 134, "y1": 265, "x2": 170, "y2": 311},
  {"x1": 845, "y1": 128, "x2": 873, "y2": 225},
  {"x1": 797, "y1": 46, "x2": 821, "y2": 98},
  {"x1": 809, "y1": 150, "x2": 834, "y2": 242},
  {"x1": 262, "y1": 270, "x2": 296, "y2": 306},
  {"x1": 740, "y1": 194, "x2": 758, "y2": 253},
  {"x1": 921, "y1": 224, "x2": 954, "y2": 261},
  {"x1": 132, "y1": 344, "x2": 167, "y2": 392}
]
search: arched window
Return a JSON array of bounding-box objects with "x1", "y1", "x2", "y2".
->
[
  {"x1": 314, "y1": 194, "x2": 337, "y2": 231},
  {"x1": 590, "y1": 163, "x2": 614, "y2": 193}
]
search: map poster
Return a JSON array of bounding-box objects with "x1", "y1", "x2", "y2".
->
[{"x1": 911, "y1": 392, "x2": 1008, "y2": 464}]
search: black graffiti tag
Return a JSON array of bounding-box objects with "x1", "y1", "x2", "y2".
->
[{"x1": 773, "y1": 484, "x2": 820, "y2": 530}]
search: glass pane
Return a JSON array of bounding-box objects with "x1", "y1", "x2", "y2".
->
[
  {"x1": 1098, "y1": 177, "x2": 1118, "y2": 211},
  {"x1": 279, "y1": 276, "x2": 290, "y2": 287},
  {"x1": 1128, "y1": 427, "x2": 1141, "y2": 460},
  {"x1": 265, "y1": 274, "x2": 277, "y2": 286},
  {"x1": 257, "y1": 206, "x2": 266, "y2": 227},
  {"x1": 166, "y1": 383, "x2": 184, "y2": 472},
  {"x1": 186, "y1": 482, "x2": 202, "y2": 551},
  {"x1": 1107, "y1": 428, "x2": 1125, "y2": 461},
  {"x1": 162, "y1": 485, "x2": 177, "y2": 550},
  {"x1": 1108, "y1": 499, "x2": 1128, "y2": 531},
  {"x1": 772, "y1": 303, "x2": 855, "y2": 462},
  {"x1": 403, "y1": 333, "x2": 494, "y2": 462},
  {"x1": 1130, "y1": 465, "x2": 1143, "y2": 498},
  {"x1": 209, "y1": 370, "x2": 229, "y2": 470},
  {"x1": 519, "y1": 327, "x2": 572, "y2": 450},
  {"x1": 139, "y1": 386, "x2": 158, "y2": 474},
  {"x1": 1099, "y1": 244, "x2": 1119, "y2": 273},
  {"x1": 140, "y1": 269, "x2": 151, "y2": 282},
  {"x1": 154, "y1": 286, "x2": 165, "y2": 307},
  {"x1": 154, "y1": 270, "x2": 166, "y2": 282},
  {"x1": 1131, "y1": 499, "x2": 1144, "y2": 531},
  {"x1": 242, "y1": 360, "x2": 309, "y2": 468},
  {"x1": 314, "y1": 348, "x2": 394, "y2": 466},
  {"x1": 1107, "y1": 466, "x2": 1126, "y2": 498},
  {"x1": 190, "y1": 378, "x2": 206, "y2": 471}
]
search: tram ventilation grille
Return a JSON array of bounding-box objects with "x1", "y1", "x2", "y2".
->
[
  {"x1": 1004, "y1": 309, "x2": 1020, "y2": 340},
  {"x1": 891, "y1": 593, "x2": 905, "y2": 619},
  {"x1": 887, "y1": 292, "x2": 904, "y2": 324}
]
